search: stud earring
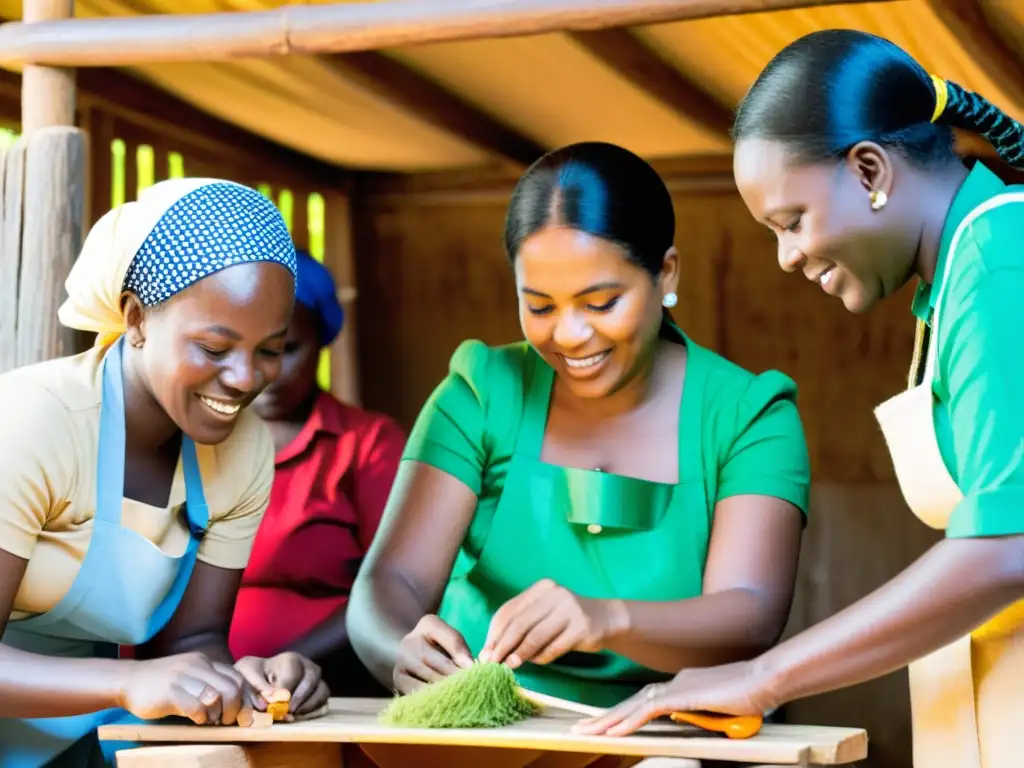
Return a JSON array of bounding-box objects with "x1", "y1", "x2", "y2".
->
[
  {"x1": 870, "y1": 189, "x2": 888, "y2": 211},
  {"x1": 662, "y1": 292, "x2": 678, "y2": 309}
]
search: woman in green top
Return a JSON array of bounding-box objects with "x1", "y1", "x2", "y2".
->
[
  {"x1": 348, "y1": 142, "x2": 810, "y2": 707},
  {"x1": 578, "y1": 31, "x2": 1024, "y2": 768}
]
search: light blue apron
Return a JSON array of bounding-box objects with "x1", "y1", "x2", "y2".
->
[{"x1": 0, "y1": 338, "x2": 209, "y2": 767}]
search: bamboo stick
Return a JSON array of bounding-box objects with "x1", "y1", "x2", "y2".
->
[
  {"x1": 0, "y1": 138, "x2": 26, "y2": 374},
  {"x1": 0, "y1": 0, "x2": 901, "y2": 68},
  {"x1": 16, "y1": 127, "x2": 86, "y2": 367},
  {"x1": 21, "y1": 0, "x2": 75, "y2": 135}
]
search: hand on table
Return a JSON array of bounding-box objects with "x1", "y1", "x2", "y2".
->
[
  {"x1": 235, "y1": 651, "x2": 330, "y2": 721},
  {"x1": 479, "y1": 579, "x2": 623, "y2": 669},
  {"x1": 394, "y1": 614, "x2": 474, "y2": 694},
  {"x1": 572, "y1": 659, "x2": 777, "y2": 737},
  {"x1": 120, "y1": 651, "x2": 250, "y2": 725}
]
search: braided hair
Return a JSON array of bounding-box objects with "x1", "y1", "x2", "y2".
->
[{"x1": 731, "y1": 29, "x2": 1024, "y2": 171}]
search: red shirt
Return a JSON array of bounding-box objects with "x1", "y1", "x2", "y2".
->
[{"x1": 228, "y1": 392, "x2": 405, "y2": 659}]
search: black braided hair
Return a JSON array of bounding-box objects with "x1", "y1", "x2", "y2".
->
[
  {"x1": 941, "y1": 80, "x2": 1024, "y2": 169},
  {"x1": 732, "y1": 29, "x2": 1024, "y2": 171}
]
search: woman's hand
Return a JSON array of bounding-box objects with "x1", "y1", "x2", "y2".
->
[
  {"x1": 119, "y1": 651, "x2": 249, "y2": 725},
  {"x1": 394, "y1": 614, "x2": 474, "y2": 693},
  {"x1": 572, "y1": 659, "x2": 778, "y2": 737},
  {"x1": 480, "y1": 579, "x2": 624, "y2": 669},
  {"x1": 235, "y1": 652, "x2": 330, "y2": 719}
]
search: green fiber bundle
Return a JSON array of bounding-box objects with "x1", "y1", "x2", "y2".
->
[{"x1": 379, "y1": 662, "x2": 538, "y2": 728}]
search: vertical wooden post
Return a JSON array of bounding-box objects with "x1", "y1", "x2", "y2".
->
[
  {"x1": 17, "y1": 127, "x2": 86, "y2": 366},
  {"x1": 21, "y1": 0, "x2": 76, "y2": 136},
  {"x1": 325, "y1": 190, "x2": 361, "y2": 406},
  {"x1": 0, "y1": 138, "x2": 26, "y2": 373},
  {"x1": 15, "y1": 0, "x2": 86, "y2": 366}
]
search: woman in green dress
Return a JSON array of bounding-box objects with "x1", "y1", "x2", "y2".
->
[
  {"x1": 577, "y1": 32, "x2": 1024, "y2": 767},
  {"x1": 348, "y1": 142, "x2": 811, "y2": 706}
]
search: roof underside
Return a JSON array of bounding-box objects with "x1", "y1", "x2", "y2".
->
[{"x1": 2, "y1": 0, "x2": 1022, "y2": 172}]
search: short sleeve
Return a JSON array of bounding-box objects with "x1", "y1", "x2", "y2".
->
[
  {"x1": 941, "y1": 266, "x2": 1024, "y2": 539},
  {"x1": 715, "y1": 371, "x2": 811, "y2": 515},
  {"x1": 197, "y1": 412, "x2": 274, "y2": 569},
  {"x1": 402, "y1": 340, "x2": 492, "y2": 495},
  {"x1": 0, "y1": 381, "x2": 77, "y2": 560}
]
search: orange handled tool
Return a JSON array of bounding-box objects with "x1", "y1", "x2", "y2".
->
[
  {"x1": 519, "y1": 688, "x2": 763, "y2": 739},
  {"x1": 669, "y1": 710, "x2": 763, "y2": 739}
]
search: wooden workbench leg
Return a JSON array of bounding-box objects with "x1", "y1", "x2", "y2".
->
[{"x1": 115, "y1": 743, "x2": 343, "y2": 768}]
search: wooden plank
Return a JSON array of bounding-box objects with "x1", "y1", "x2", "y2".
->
[
  {"x1": 0, "y1": 0, "x2": 903, "y2": 67},
  {"x1": 0, "y1": 136, "x2": 26, "y2": 374},
  {"x1": 17, "y1": 126, "x2": 86, "y2": 366},
  {"x1": 99, "y1": 698, "x2": 867, "y2": 765},
  {"x1": 74, "y1": 68, "x2": 344, "y2": 187},
  {"x1": 569, "y1": 28, "x2": 733, "y2": 140},
  {"x1": 926, "y1": 0, "x2": 1024, "y2": 113},
  {"x1": 325, "y1": 52, "x2": 544, "y2": 168},
  {"x1": 116, "y1": 743, "x2": 343, "y2": 768}
]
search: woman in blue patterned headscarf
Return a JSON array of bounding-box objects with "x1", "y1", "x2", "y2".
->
[{"x1": 0, "y1": 178, "x2": 328, "y2": 768}]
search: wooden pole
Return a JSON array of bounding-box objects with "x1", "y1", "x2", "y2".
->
[
  {"x1": 0, "y1": 138, "x2": 25, "y2": 373},
  {"x1": 17, "y1": 127, "x2": 86, "y2": 366},
  {"x1": 0, "y1": 0, "x2": 902, "y2": 67},
  {"x1": 21, "y1": 0, "x2": 75, "y2": 135},
  {"x1": 13, "y1": 0, "x2": 85, "y2": 367}
]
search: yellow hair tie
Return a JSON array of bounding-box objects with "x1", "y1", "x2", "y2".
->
[{"x1": 929, "y1": 74, "x2": 948, "y2": 123}]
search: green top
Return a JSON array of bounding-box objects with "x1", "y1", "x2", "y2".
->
[
  {"x1": 402, "y1": 328, "x2": 809, "y2": 705},
  {"x1": 911, "y1": 162, "x2": 1024, "y2": 539}
]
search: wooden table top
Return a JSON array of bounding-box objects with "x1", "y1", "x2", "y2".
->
[{"x1": 98, "y1": 698, "x2": 868, "y2": 765}]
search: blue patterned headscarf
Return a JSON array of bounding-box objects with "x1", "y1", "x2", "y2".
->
[
  {"x1": 122, "y1": 182, "x2": 297, "y2": 307},
  {"x1": 295, "y1": 250, "x2": 344, "y2": 348},
  {"x1": 59, "y1": 178, "x2": 298, "y2": 346}
]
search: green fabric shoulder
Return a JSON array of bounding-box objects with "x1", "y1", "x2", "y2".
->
[
  {"x1": 695, "y1": 345, "x2": 811, "y2": 516},
  {"x1": 402, "y1": 339, "x2": 533, "y2": 495}
]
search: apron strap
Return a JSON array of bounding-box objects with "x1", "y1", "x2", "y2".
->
[
  {"x1": 515, "y1": 355, "x2": 553, "y2": 458},
  {"x1": 96, "y1": 339, "x2": 128, "y2": 525},
  {"x1": 924, "y1": 191, "x2": 1024, "y2": 383}
]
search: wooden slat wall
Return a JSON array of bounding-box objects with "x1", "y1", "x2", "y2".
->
[
  {"x1": 1, "y1": 68, "x2": 354, "y2": 398},
  {"x1": 351, "y1": 173, "x2": 937, "y2": 768}
]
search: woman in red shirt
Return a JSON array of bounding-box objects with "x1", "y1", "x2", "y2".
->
[{"x1": 229, "y1": 251, "x2": 404, "y2": 696}]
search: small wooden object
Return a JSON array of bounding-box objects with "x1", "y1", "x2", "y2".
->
[{"x1": 266, "y1": 690, "x2": 291, "y2": 722}]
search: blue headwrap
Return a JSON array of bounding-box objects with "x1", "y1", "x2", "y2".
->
[
  {"x1": 122, "y1": 181, "x2": 298, "y2": 307},
  {"x1": 295, "y1": 250, "x2": 344, "y2": 347}
]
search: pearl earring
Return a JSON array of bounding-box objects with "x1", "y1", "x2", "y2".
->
[
  {"x1": 870, "y1": 190, "x2": 888, "y2": 211},
  {"x1": 662, "y1": 292, "x2": 678, "y2": 309}
]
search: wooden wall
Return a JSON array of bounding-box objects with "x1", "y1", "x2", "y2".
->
[
  {"x1": 351, "y1": 160, "x2": 943, "y2": 768},
  {"x1": 0, "y1": 67, "x2": 359, "y2": 401}
]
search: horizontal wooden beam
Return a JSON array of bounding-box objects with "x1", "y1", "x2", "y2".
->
[
  {"x1": 353, "y1": 152, "x2": 737, "y2": 205},
  {"x1": 0, "y1": 64, "x2": 346, "y2": 186},
  {"x1": 0, "y1": 0, "x2": 903, "y2": 67},
  {"x1": 570, "y1": 28, "x2": 733, "y2": 139},
  {"x1": 925, "y1": 0, "x2": 1024, "y2": 113},
  {"x1": 326, "y1": 52, "x2": 545, "y2": 168}
]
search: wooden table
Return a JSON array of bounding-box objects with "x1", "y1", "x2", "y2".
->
[{"x1": 98, "y1": 698, "x2": 867, "y2": 768}]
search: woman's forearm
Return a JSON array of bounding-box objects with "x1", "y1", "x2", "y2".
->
[
  {"x1": 0, "y1": 646, "x2": 128, "y2": 718},
  {"x1": 759, "y1": 535, "x2": 1024, "y2": 705},
  {"x1": 602, "y1": 588, "x2": 787, "y2": 674},
  {"x1": 347, "y1": 568, "x2": 430, "y2": 685},
  {"x1": 287, "y1": 604, "x2": 350, "y2": 662}
]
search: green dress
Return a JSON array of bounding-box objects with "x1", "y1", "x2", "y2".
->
[
  {"x1": 911, "y1": 162, "x2": 1024, "y2": 540},
  {"x1": 404, "y1": 324, "x2": 810, "y2": 706}
]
